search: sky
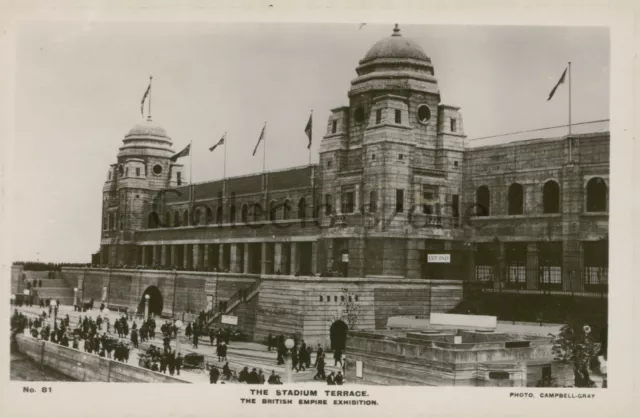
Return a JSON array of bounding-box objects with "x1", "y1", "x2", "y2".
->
[{"x1": 10, "y1": 22, "x2": 609, "y2": 262}]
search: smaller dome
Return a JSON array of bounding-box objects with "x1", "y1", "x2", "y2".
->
[
  {"x1": 125, "y1": 119, "x2": 169, "y2": 139},
  {"x1": 361, "y1": 24, "x2": 429, "y2": 63}
]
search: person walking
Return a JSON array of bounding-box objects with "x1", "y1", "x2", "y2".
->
[
  {"x1": 334, "y1": 349, "x2": 343, "y2": 368},
  {"x1": 175, "y1": 353, "x2": 183, "y2": 376},
  {"x1": 314, "y1": 353, "x2": 326, "y2": 381},
  {"x1": 192, "y1": 330, "x2": 199, "y2": 349},
  {"x1": 209, "y1": 366, "x2": 220, "y2": 384}
]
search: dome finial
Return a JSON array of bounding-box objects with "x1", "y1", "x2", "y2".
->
[{"x1": 392, "y1": 23, "x2": 401, "y2": 36}]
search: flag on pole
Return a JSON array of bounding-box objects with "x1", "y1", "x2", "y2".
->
[
  {"x1": 209, "y1": 134, "x2": 225, "y2": 152},
  {"x1": 304, "y1": 112, "x2": 312, "y2": 149},
  {"x1": 252, "y1": 124, "x2": 266, "y2": 156},
  {"x1": 547, "y1": 68, "x2": 567, "y2": 101},
  {"x1": 141, "y1": 78, "x2": 152, "y2": 115},
  {"x1": 170, "y1": 144, "x2": 191, "y2": 162}
]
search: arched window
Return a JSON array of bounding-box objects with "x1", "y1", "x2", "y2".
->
[
  {"x1": 205, "y1": 207, "x2": 213, "y2": 224},
  {"x1": 193, "y1": 208, "x2": 201, "y2": 225},
  {"x1": 216, "y1": 206, "x2": 223, "y2": 224},
  {"x1": 252, "y1": 203, "x2": 262, "y2": 222},
  {"x1": 543, "y1": 181, "x2": 560, "y2": 213},
  {"x1": 324, "y1": 194, "x2": 333, "y2": 216},
  {"x1": 174, "y1": 211, "x2": 180, "y2": 227},
  {"x1": 183, "y1": 210, "x2": 189, "y2": 226},
  {"x1": 476, "y1": 186, "x2": 490, "y2": 216},
  {"x1": 298, "y1": 198, "x2": 306, "y2": 219},
  {"x1": 229, "y1": 204, "x2": 236, "y2": 223},
  {"x1": 283, "y1": 200, "x2": 291, "y2": 220},
  {"x1": 508, "y1": 183, "x2": 524, "y2": 215},
  {"x1": 586, "y1": 177, "x2": 607, "y2": 212},
  {"x1": 148, "y1": 212, "x2": 159, "y2": 229},
  {"x1": 241, "y1": 203, "x2": 249, "y2": 223},
  {"x1": 369, "y1": 190, "x2": 377, "y2": 212},
  {"x1": 164, "y1": 212, "x2": 171, "y2": 227},
  {"x1": 269, "y1": 201, "x2": 277, "y2": 221}
]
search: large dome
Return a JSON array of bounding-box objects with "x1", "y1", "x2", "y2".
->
[
  {"x1": 125, "y1": 119, "x2": 170, "y2": 139},
  {"x1": 361, "y1": 24, "x2": 429, "y2": 63}
]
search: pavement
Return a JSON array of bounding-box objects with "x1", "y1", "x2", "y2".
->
[{"x1": 12, "y1": 305, "x2": 345, "y2": 385}]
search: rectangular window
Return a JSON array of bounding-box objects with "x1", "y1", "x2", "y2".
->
[
  {"x1": 395, "y1": 189, "x2": 404, "y2": 213},
  {"x1": 395, "y1": 109, "x2": 402, "y2": 124},
  {"x1": 342, "y1": 191, "x2": 355, "y2": 213},
  {"x1": 451, "y1": 118, "x2": 457, "y2": 132},
  {"x1": 177, "y1": 172, "x2": 182, "y2": 185},
  {"x1": 452, "y1": 194, "x2": 460, "y2": 218},
  {"x1": 103, "y1": 216, "x2": 107, "y2": 231},
  {"x1": 136, "y1": 167, "x2": 140, "y2": 176},
  {"x1": 332, "y1": 120, "x2": 337, "y2": 134},
  {"x1": 369, "y1": 190, "x2": 377, "y2": 213},
  {"x1": 375, "y1": 109, "x2": 382, "y2": 124},
  {"x1": 325, "y1": 194, "x2": 333, "y2": 215},
  {"x1": 125, "y1": 168, "x2": 129, "y2": 177},
  {"x1": 422, "y1": 185, "x2": 437, "y2": 214}
]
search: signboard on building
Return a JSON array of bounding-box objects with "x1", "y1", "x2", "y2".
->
[
  {"x1": 356, "y1": 361, "x2": 363, "y2": 378},
  {"x1": 341, "y1": 254, "x2": 349, "y2": 263},
  {"x1": 428, "y1": 254, "x2": 451, "y2": 263},
  {"x1": 221, "y1": 315, "x2": 238, "y2": 325}
]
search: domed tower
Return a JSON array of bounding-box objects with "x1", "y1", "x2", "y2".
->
[
  {"x1": 99, "y1": 118, "x2": 185, "y2": 266},
  {"x1": 319, "y1": 24, "x2": 466, "y2": 278}
]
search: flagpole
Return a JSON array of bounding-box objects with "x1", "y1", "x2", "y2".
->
[
  {"x1": 308, "y1": 110, "x2": 313, "y2": 166},
  {"x1": 568, "y1": 62, "x2": 572, "y2": 135},
  {"x1": 223, "y1": 132, "x2": 227, "y2": 179},
  {"x1": 148, "y1": 75, "x2": 153, "y2": 121},
  {"x1": 189, "y1": 140, "x2": 193, "y2": 185},
  {"x1": 262, "y1": 122, "x2": 267, "y2": 173}
]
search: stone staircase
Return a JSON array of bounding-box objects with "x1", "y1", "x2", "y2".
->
[
  {"x1": 18, "y1": 271, "x2": 76, "y2": 306},
  {"x1": 205, "y1": 278, "x2": 262, "y2": 330}
]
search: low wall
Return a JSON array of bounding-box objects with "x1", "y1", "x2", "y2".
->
[
  {"x1": 345, "y1": 331, "x2": 569, "y2": 387},
  {"x1": 14, "y1": 334, "x2": 189, "y2": 383}
]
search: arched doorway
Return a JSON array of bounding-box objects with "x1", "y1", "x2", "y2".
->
[
  {"x1": 138, "y1": 286, "x2": 163, "y2": 316},
  {"x1": 330, "y1": 320, "x2": 348, "y2": 351}
]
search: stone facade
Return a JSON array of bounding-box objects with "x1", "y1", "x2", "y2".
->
[{"x1": 95, "y1": 25, "x2": 608, "y2": 298}]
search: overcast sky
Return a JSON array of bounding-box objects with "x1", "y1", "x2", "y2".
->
[{"x1": 10, "y1": 22, "x2": 609, "y2": 262}]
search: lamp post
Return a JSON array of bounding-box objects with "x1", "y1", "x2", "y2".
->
[
  {"x1": 284, "y1": 338, "x2": 294, "y2": 384},
  {"x1": 174, "y1": 320, "x2": 184, "y2": 354},
  {"x1": 50, "y1": 299, "x2": 58, "y2": 329},
  {"x1": 144, "y1": 294, "x2": 150, "y2": 319},
  {"x1": 73, "y1": 287, "x2": 78, "y2": 309}
]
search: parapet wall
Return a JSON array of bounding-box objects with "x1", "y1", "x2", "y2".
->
[
  {"x1": 345, "y1": 331, "x2": 568, "y2": 386},
  {"x1": 14, "y1": 334, "x2": 188, "y2": 383}
]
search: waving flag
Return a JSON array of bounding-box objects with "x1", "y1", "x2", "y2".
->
[
  {"x1": 141, "y1": 77, "x2": 152, "y2": 115},
  {"x1": 253, "y1": 123, "x2": 266, "y2": 156},
  {"x1": 547, "y1": 68, "x2": 567, "y2": 101},
  {"x1": 304, "y1": 112, "x2": 312, "y2": 149},
  {"x1": 170, "y1": 144, "x2": 190, "y2": 162},
  {"x1": 209, "y1": 134, "x2": 225, "y2": 152}
]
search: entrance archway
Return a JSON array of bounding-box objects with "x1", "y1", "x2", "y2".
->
[
  {"x1": 138, "y1": 286, "x2": 163, "y2": 316},
  {"x1": 330, "y1": 320, "x2": 348, "y2": 351}
]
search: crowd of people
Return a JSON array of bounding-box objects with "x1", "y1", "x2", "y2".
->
[{"x1": 12, "y1": 306, "x2": 346, "y2": 385}]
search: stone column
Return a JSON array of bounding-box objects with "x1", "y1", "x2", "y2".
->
[
  {"x1": 355, "y1": 184, "x2": 360, "y2": 211},
  {"x1": 260, "y1": 242, "x2": 268, "y2": 275},
  {"x1": 526, "y1": 243, "x2": 539, "y2": 290},
  {"x1": 183, "y1": 244, "x2": 189, "y2": 270},
  {"x1": 161, "y1": 245, "x2": 168, "y2": 267},
  {"x1": 171, "y1": 245, "x2": 178, "y2": 268},
  {"x1": 218, "y1": 245, "x2": 225, "y2": 271},
  {"x1": 290, "y1": 242, "x2": 298, "y2": 275},
  {"x1": 243, "y1": 243, "x2": 250, "y2": 274},
  {"x1": 494, "y1": 242, "x2": 505, "y2": 290},
  {"x1": 203, "y1": 244, "x2": 210, "y2": 269},
  {"x1": 141, "y1": 246, "x2": 147, "y2": 266},
  {"x1": 274, "y1": 243, "x2": 282, "y2": 274},
  {"x1": 311, "y1": 241, "x2": 318, "y2": 275},
  {"x1": 193, "y1": 244, "x2": 200, "y2": 270},
  {"x1": 230, "y1": 244, "x2": 239, "y2": 273}
]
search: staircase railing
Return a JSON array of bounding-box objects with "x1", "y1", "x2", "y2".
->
[{"x1": 204, "y1": 278, "x2": 262, "y2": 329}]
